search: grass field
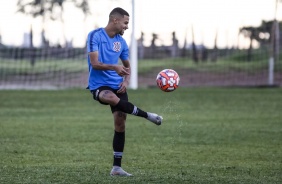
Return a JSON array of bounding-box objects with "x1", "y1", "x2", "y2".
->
[{"x1": 0, "y1": 88, "x2": 282, "y2": 183}]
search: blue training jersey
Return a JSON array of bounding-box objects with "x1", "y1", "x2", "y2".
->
[{"x1": 87, "y1": 28, "x2": 129, "y2": 90}]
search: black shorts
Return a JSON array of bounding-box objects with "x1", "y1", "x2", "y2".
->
[{"x1": 90, "y1": 86, "x2": 128, "y2": 113}]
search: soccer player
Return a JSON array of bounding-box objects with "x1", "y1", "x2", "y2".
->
[{"x1": 86, "y1": 7, "x2": 163, "y2": 176}]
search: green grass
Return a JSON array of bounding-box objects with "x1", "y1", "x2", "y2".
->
[
  {"x1": 2, "y1": 50, "x2": 281, "y2": 77},
  {"x1": 138, "y1": 58, "x2": 282, "y2": 75},
  {"x1": 0, "y1": 59, "x2": 86, "y2": 75},
  {"x1": 0, "y1": 88, "x2": 282, "y2": 183}
]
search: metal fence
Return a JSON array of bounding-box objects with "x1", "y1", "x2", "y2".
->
[
  {"x1": 0, "y1": 47, "x2": 87, "y2": 89},
  {"x1": 0, "y1": 46, "x2": 281, "y2": 90}
]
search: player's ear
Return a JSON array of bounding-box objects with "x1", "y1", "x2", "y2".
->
[{"x1": 113, "y1": 17, "x2": 118, "y2": 24}]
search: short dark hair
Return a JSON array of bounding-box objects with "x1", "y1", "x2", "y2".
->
[{"x1": 109, "y1": 7, "x2": 129, "y2": 17}]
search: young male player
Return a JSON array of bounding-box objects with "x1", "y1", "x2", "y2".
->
[{"x1": 86, "y1": 7, "x2": 163, "y2": 176}]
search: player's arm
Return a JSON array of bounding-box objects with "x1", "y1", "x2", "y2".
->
[
  {"x1": 117, "y1": 59, "x2": 131, "y2": 93},
  {"x1": 121, "y1": 59, "x2": 131, "y2": 85},
  {"x1": 89, "y1": 51, "x2": 129, "y2": 76}
]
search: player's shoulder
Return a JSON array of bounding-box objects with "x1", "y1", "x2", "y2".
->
[{"x1": 88, "y1": 28, "x2": 103, "y2": 38}]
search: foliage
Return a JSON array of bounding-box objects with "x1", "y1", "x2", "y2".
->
[
  {"x1": 0, "y1": 88, "x2": 282, "y2": 183},
  {"x1": 225, "y1": 49, "x2": 269, "y2": 62},
  {"x1": 137, "y1": 56, "x2": 279, "y2": 74},
  {"x1": 0, "y1": 58, "x2": 86, "y2": 76},
  {"x1": 1, "y1": 49, "x2": 281, "y2": 82},
  {"x1": 240, "y1": 20, "x2": 282, "y2": 45},
  {"x1": 16, "y1": 0, "x2": 91, "y2": 20}
]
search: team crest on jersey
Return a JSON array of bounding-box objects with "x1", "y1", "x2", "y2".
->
[{"x1": 113, "y1": 42, "x2": 121, "y2": 52}]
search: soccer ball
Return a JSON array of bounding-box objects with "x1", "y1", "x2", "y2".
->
[{"x1": 156, "y1": 69, "x2": 180, "y2": 92}]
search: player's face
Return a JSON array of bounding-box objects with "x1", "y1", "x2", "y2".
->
[{"x1": 116, "y1": 15, "x2": 129, "y2": 36}]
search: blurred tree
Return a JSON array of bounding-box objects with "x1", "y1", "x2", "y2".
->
[
  {"x1": 191, "y1": 25, "x2": 198, "y2": 63},
  {"x1": 17, "y1": 0, "x2": 91, "y2": 47},
  {"x1": 150, "y1": 33, "x2": 158, "y2": 58},
  {"x1": 239, "y1": 26, "x2": 257, "y2": 61},
  {"x1": 240, "y1": 20, "x2": 282, "y2": 61},
  {"x1": 211, "y1": 30, "x2": 218, "y2": 62},
  {"x1": 240, "y1": 0, "x2": 282, "y2": 62},
  {"x1": 241, "y1": 21, "x2": 280, "y2": 45}
]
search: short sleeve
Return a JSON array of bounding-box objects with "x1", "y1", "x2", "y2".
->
[
  {"x1": 120, "y1": 40, "x2": 129, "y2": 61},
  {"x1": 87, "y1": 31, "x2": 99, "y2": 53}
]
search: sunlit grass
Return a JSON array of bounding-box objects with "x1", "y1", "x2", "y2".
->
[
  {"x1": 0, "y1": 58, "x2": 86, "y2": 75},
  {"x1": 0, "y1": 88, "x2": 281, "y2": 183},
  {"x1": 138, "y1": 58, "x2": 275, "y2": 74},
  {"x1": 1, "y1": 49, "x2": 281, "y2": 77}
]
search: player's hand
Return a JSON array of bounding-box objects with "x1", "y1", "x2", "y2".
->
[
  {"x1": 117, "y1": 80, "x2": 129, "y2": 93},
  {"x1": 114, "y1": 65, "x2": 130, "y2": 76}
]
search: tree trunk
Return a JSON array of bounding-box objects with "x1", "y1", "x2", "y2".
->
[
  {"x1": 191, "y1": 26, "x2": 198, "y2": 63},
  {"x1": 30, "y1": 24, "x2": 36, "y2": 67},
  {"x1": 247, "y1": 37, "x2": 253, "y2": 62}
]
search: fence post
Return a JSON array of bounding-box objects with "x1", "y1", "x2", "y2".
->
[
  {"x1": 129, "y1": 0, "x2": 138, "y2": 90},
  {"x1": 268, "y1": 57, "x2": 274, "y2": 85}
]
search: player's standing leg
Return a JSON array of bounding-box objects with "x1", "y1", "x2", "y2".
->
[
  {"x1": 110, "y1": 111, "x2": 132, "y2": 176},
  {"x1": 93, "y1": 88, "x2": 162, "y2": 176}
]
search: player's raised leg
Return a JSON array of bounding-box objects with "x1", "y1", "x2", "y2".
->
[
  {"x1": 146, "y1": 112, "x2": 163, "y2": 125},
  {"x1": 99, "y1": 90, "x2": 163, "y2": 125}
]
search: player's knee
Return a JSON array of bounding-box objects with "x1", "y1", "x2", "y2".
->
[
  {"x1": 114, "y1": 112, "x2": 126, "y2": 131},
  {"x1": 115, "y1": 121, "x2": 125, "y2": 132},
  {"x1": 100, "y1": 90, "x2": 119, "y2": 105},
  {"x1": 115, "y1": 124, "x2": 125, "y2": 132}
]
